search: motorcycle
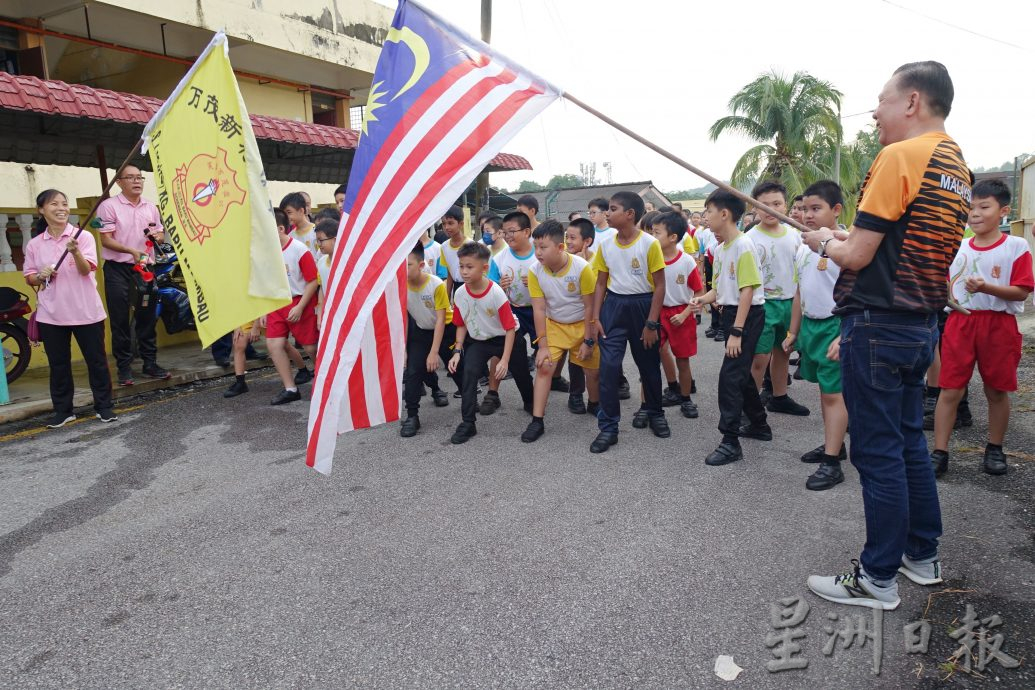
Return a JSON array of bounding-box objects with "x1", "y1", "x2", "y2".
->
[
  {"x1": 143, "y1": 226, "x2": 196, "y2": 335},
  {"x1": 0, "y1": 287, "x2": 32, "y2": 384}
]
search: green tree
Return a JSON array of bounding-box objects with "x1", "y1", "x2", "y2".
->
[
  {"x1": 515, "y1": 179, "x2": 546, "y2": 193},
  {"x1": 708, "y1": 70, "x2": 843, "y2": 194},
  {"x1": 546, "y1": 173, "x2": 583, "y2": 189}
]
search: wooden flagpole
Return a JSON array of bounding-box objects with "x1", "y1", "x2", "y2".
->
[
  {"x1": 562, "y1": 93, "x2": 809, "y2": 232},
  {"x1": 52, "y1": 139, "x2": 144, "y2": 271}
]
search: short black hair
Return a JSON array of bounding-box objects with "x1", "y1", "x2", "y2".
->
[
  {"x1": 531, "y1": 219, "x2": 565, "y2": 244},
  {"x1": 893, "y1": 61, "x2": 954, "y2": 118},
  {"x1": 502, "y1": 211, "x2": 531, "y2": 231},
  {"x1": 567, "y1": 211, "x2": 582, "y2": 221},
  {"x1": 279, "y1": 192, "x2": 307, "y2": 212},
  {"x1": 588, "y1": 197, "x2": 609, "y2": 212},
  {"x1": 655, "y1": 211, "x2": 688, "y2": 241},
  {"x1": 802, "y1": 180, "x2": 844, "y2": 209},
  {"x1": 483, "y1": 215, "x2": 503, "y2": 231},
  {"x1": 705, "y1": 189, "x2": 746, "y2": 223},
  {"x1": 611, "y1": 191, "x2": 645, "y2": 222},
  {"x1": 314, "y1": 218, "x2": 339, "y2": 239},
  {"x1": 639, "y1": 210, "x2": 661, "y2": 231},
  {"x1": 443, "y1": 205, "x2": 464, "y2": 223},
  {"x1": 476, "y1": 211, "x2": 495, "y2": 225},
  {"x1": 333, "y1": 184, "x2": 347, "y2": 197},
  {"x1": 972, "y1": 179, "x2": 1011, "y2": 207},
  {"x1": 671, "y1": 201, "x2": 683, "y2": 210},
  {"x1": 792, "y1": 194, "x2": 804, "y2": 204},
  {"x1": 410, "y1": 241, "x2": 425, "y2": 261},
  {"x1": 457, "y1": 241, "x2": 489, "y2": 261},
  {"x1": 657, "y1": 205, "x2": 674, "y2": 213},
  {"x1": 313, "y1": 207, "x2": 342, "y2": 224},
  {"x1": 568, "y1": 217, "x2": 594, "y2": 241},
  {"x1": 751, "y1": 179, "x2": 787, "y2": 200},
  {"x1": 273, "y1": 207, "x2": 288, "y2": 229},
  {"x1": 516, "y1": 195, "x2": 539, "y2": 213}
]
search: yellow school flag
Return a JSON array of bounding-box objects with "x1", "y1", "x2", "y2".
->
[{"x1": 141, "y1": 32, "x2": 290, "y2": 347}]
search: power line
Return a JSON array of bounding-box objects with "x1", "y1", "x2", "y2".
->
[{"x1": 881, "y1": 0, "x2": 1028, "y2": 51}]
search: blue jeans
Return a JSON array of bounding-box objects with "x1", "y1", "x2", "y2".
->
[{"x1": 840, "y1": 310, "x2": 942, "y2": 581}]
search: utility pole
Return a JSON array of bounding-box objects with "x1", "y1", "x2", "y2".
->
[{"x1": 473, "y1": 0, "x2": 492, "y2": 225}]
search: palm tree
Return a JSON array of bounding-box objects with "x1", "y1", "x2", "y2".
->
[{"x1": 709, "y1": 71, "x2": 843, "y2": 194}]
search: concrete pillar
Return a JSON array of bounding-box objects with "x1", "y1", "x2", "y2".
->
[{"x1": 0, "y1": 214, "x2": 15, "y2": 272}]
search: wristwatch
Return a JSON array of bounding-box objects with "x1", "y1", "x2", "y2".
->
[
  {"x1": 729, "y1": 326, "x2": 744, "y2": 337},
  {"x1": 645, "y1": 320, "x2": 661, "y2": 331},
  {"x1": 819, "y1": 239, "x2": 831, "y2": 258},
  {"x1": 583, "y1": 338, "x2": 596, "y2": 347}
]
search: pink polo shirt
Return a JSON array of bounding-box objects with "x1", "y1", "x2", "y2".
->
[
  {"x1": 96, "y1": 193, "x2": 164, "y2": 264},
  {"x1": 22, "y1": 225, "x2": 108, "y2": 326}
]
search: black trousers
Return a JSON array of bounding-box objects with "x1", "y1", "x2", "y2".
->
[
  {"x1": 103, "y1": 261, "x2": 159, "y2": 371},
  {"x1": 38, "y1": 320, "x2": 113, "y2": 417},
  {"x1": 717, "y1": 305, "x2": 767, "y2": 440},
  {"x1": 598, "y1": 291, "x2": 662, "y2": 433},
  {"x1": 460, "y1": 335, "x2": 533, "y2": 423},
  {"x1": 404, "y1": 320, "x2": 457, "y2": 415}
]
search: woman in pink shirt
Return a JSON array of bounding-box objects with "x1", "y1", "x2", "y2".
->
[{"x1": 22, "y1": 189, "x2": 116, "y2": 428}]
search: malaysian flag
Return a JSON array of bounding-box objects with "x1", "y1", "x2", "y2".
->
[{"x1": 306, "y1": 0, "x2": 561, "y2": 473}]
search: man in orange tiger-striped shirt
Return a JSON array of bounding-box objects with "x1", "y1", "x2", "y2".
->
[{"x1": 801, "y1": 62, "x2": 972, "y2": 611}]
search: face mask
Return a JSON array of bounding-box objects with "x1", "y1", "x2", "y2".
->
[{"x1": 482, "y1": 232, "x2": 494, "y2": 245}]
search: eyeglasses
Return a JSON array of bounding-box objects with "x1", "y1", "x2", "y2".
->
[
  {"x1": 119, "y1": 175, "x2": 146, "y2": 182},
  {"x1": 317, "y1": 237, "x2": 334, "y2": 243}
]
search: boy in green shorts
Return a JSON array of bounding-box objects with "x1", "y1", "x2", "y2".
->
[
  {"x1": 747, "y1": 180, "x2": 810, "y2": 416},
  {"x1": 783, "y1": 180, "x2": 848, "y2": 490}
]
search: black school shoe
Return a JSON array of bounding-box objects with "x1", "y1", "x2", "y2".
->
[
  {"x1": 712, "y1": 330, "x2": 726, "y2": 342},
  {"x1": 551, "y1": 376, "x2": 570, "y2": 393},
  {"x1": 478, "y1": 391, "x2": 500, "y2": 415},
  {"x1": 737, "y1": 422, "x2": 773, "y2": 441},
  {"x1": 96, "y1": 409, "x2": 118, "y2": 423},
  {"x1": 632, "y1": 407, "x2": 649, "y2": 429},
  {"x1": 806, "y1": 462, "x2": 844, "y2": 491},
  {"x1": 802, "y1": 443, "x2": 847, "y2": 463},
  {"x1": 617, "y1": 378, "x2": 631, "y2": 400},
  {"x1": 648, "y1": 415, "x2": 671, "y2": 438},
  {"x1": 521, "y1": 418, "x2": 545, "y2": 443},
  {"x1": 271, "y1": 389, "x2": 302, "y2": 405},
  {"x1": 46, "y1": 413, "x2": 76, "y2": 429},
  {"x1": 931, "y1": 449, "x2": 949, "y2": 477},
  {"x1": 568, "y1": 393, "x2": 587, "y2": 415},
  {"x1": 431, "y1": 388, "x2": 449, "y2": 407},
  {"x1": 223, "y1": 379, "x2": 249, "y2": 398},
  {"x1": 450, "y1": 422, "x2": 477, "y2": 444},
  {"x1": 294, "y1": 368, "x2": 313, "y2": 385},
  {"x1": 143, "y1": 363, "x2": 171, "y2": 379},
  {"x1": 680, "y1": 399, "x2": 699, "y2": 419},
  {"x1": 590, "y1": 431, "x2": 618, "y2": 453},
  {"x1": 767, "y1": 394, "x2": 810, "y2": 416},
  {"x1": 706, "y1": 442, "x2": 742, "y2": 466},
  {"x1": 662, "y1": 387, "x2": 682, "y2": 407},
  {"x1": 400, "y1": 415, "x2": 421, "y2": 438},
  {"x1": 983, "y1": 447, "x2": 1008, "y2": 475},
  {"x1": 705, "y1": 327, "x2": 717, "y2": 338}
]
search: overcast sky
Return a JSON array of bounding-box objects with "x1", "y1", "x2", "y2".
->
[{"x1": 374, "y1": 0, "x2": 1033, "y2": 193}]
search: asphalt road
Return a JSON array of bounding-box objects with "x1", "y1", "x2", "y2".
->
[{"x1": 1, "y1": 315, "x2": 1032, "y2": 689}]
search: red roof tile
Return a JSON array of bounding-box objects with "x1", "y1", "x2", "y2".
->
[{"x1": 0, "y1": 72, "x2": 531, "y2": 171}]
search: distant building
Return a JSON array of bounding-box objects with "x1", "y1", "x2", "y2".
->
[{"x1": 523, "y1": 181, "x2": 673, "y2": 222}]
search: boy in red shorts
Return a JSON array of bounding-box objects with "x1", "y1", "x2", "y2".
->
[
  {"x1": 267, "y1": 207, "x2": 320, "y2": 405},
  {"x1": 932, "y1": 180, "x2": 1033, "y2": 475},
  {"x1": 651, "y1": 211, "x2": 705, "y2": 419}
]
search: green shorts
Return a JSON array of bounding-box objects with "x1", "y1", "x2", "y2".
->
[
  {"x1": 798, "y1": 316, "x2": 842, "y2": 394},
  {"x1": 755, "y1": 299, "x2": 793, "y2": 354}
]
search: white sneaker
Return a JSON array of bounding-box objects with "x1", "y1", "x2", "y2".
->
[
  {"x1": 807, "y1": 560, "x2": 901, "y2": 610},
  {"x1": 898, "y1": 555, "x2": 943, "y2": 585}
]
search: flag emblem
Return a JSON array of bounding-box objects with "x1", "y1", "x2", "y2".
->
[{"x1": 172, "y1": 148, "x2": 246, "y2": 245}]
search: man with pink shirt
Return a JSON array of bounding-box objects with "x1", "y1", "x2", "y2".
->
[{"x1": 96, "y1": 164, "x2": 170, "y2": 385}]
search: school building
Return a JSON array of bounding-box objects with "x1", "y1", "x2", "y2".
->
[
  {"x1": 0, "y1": 0, "x2": 531, "y2": 373},
  {"x1": 522, "y1": 181, "x2": 673, "y2": 222}
]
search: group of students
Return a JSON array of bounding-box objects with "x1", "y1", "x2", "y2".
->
[{"x1": 399, "y1": 178, "x2": 1032, "y2": 490}]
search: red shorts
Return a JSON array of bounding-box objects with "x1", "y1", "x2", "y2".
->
[
  {"x1": 266, "y1": 296, "x2": 318, "y2": 345},
  {"x1": 939, "y1": 310, "x2": 1021, "y2": 392},
  {"x1": 660, "y1": 304, "x2": 698, "y2": 358}
]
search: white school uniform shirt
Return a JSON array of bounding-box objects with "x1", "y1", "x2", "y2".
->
[
  {"x1": 527, "y1": 253, "x2": 596, "y2": 324},
  {"x1": 594, "y1": 226, "x2": 618, "y2": 247},
  {"x1": 590, "y1": 230, "x2": 666, "y2": 294},
  {"x1": 437, "y1": 237, "x2": 469, "y2": 282},
  {"x1": 407, "y1": 274, "x2": 452, "y2": 330},
  {"x1": 746, "y1": 223, "x2": 800, "y2": 300},
  {"x1": 493, "y1": 246, "x2": 538, "y2": 308},
  {"x1": 291, "y1": 226, "x2": 320, "y2": 260},
  {"x1": 421, "y1": 239, "x2": 443, "y2": 275},
  {"x1": 281, "y1": 237, "x2": 318, "y2": 296},
  {"x1": 948, "y1": 234, "x2": 1034, "y2": 314},
  {"x1": 794, "y1": 245, "x2": 840, "y2": 320},
  {"x1": 712, "y1": 234, "x2": 765, "y2": 306},
  {"x1": 662, "y1": 251, "x2": 704, "y2": 307},
  {"x1": 452, "y1": 281, "x2": 517, "y2": 340},
  {"x1": 316, "y1": 253, "x2": 332, "y2": 292},
  {"x1": 697, "y1": 228, "x2": 717, "y2": 258}
]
